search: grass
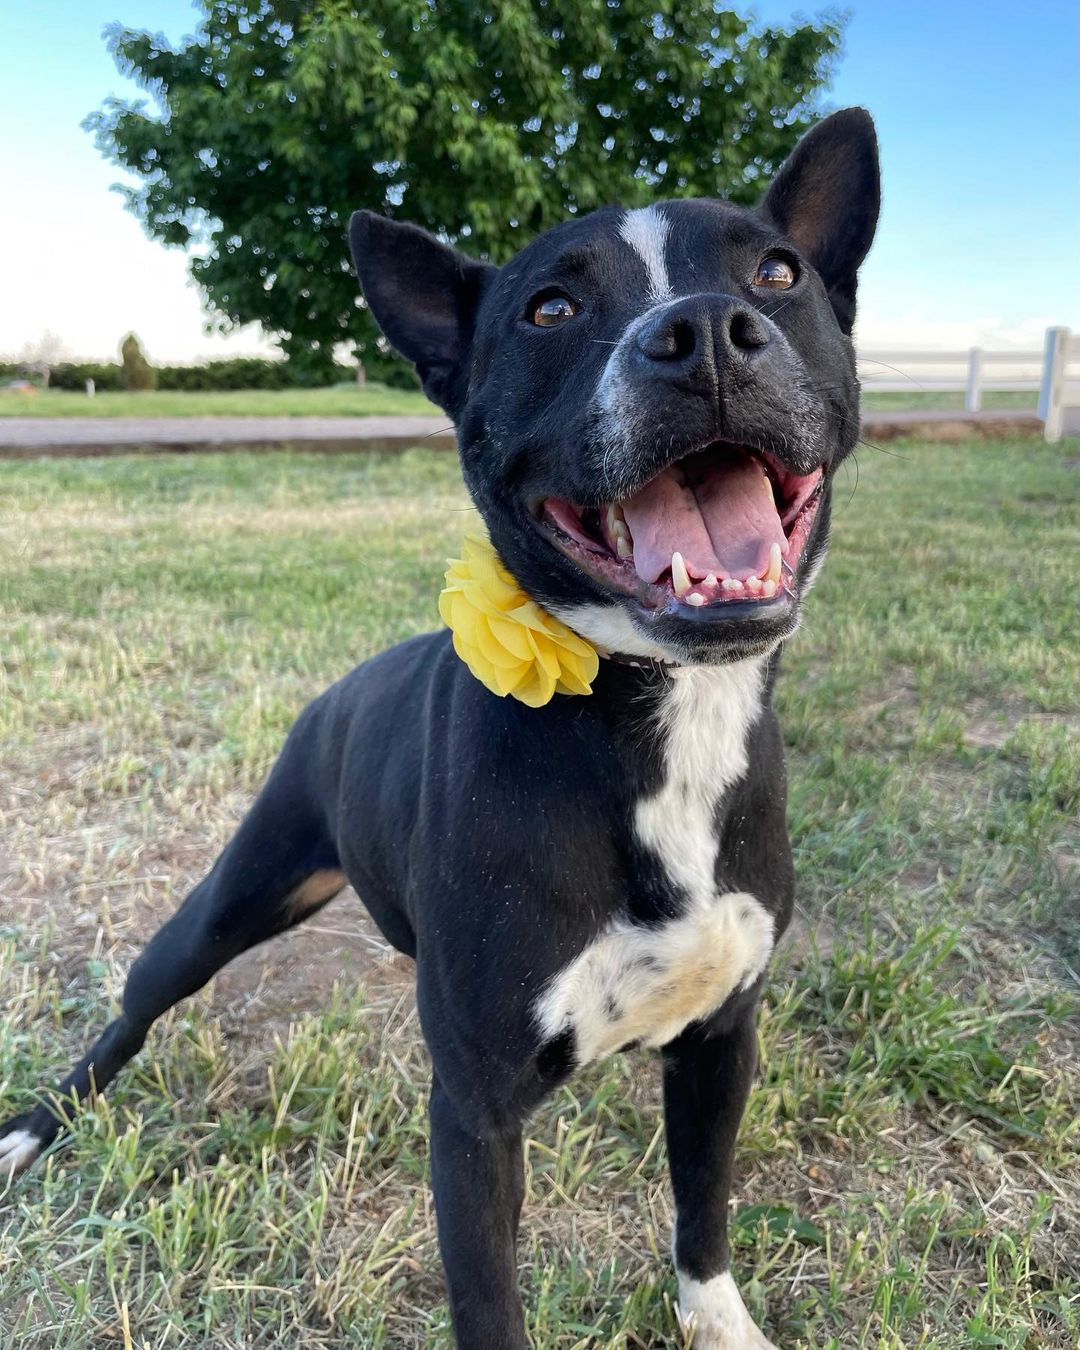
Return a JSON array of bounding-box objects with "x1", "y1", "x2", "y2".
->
[
  {"x1": 0, "y1": 385, "x2": 1034, "y2": 419},
  {"x1": 1, "y1": 436, "x2": 1078, "y2": 1348},
  {"x1": 0, "y1": 385, "x2": 436, "y2": 419},
  {"x1": 860, "y1": 389, "x2": 1036, "y2": 412}
]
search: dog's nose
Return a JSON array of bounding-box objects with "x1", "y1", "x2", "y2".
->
[{"x1": 634, "y1": 296, "x2": 772, "y2": 381}]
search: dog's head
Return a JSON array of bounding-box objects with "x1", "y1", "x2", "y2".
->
[{"x1": 350, "y1": 108, "x2": 879, "y2": 665}]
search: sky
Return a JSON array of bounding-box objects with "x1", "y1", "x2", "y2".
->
[{"x1": 0, "y1": 0, "x2": 1077, "y2": 363}]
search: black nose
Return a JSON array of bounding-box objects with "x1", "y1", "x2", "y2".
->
[{"x1": 634, "y1": 295, "x2": 771, "y2": 381}]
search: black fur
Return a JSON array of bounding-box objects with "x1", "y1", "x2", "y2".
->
[{"x1": 2, "y1": 109, "x2": 880, "y2": 1348}]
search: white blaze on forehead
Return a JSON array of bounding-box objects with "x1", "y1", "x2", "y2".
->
[{"x1": 618, "y1": 205, "x2": 673, "y2": 303}]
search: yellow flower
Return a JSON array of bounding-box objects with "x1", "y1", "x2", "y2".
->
[{"x1": 438, "y1": 531, "x2": 599, "y2": 707}]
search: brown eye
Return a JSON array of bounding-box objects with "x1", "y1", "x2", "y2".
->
[
  {"x1": 530, "y1": 293, "x2": 579, "y2": 327},
  {"x1": 753, "y1": 256, "x2": 797, "y2": 289}
]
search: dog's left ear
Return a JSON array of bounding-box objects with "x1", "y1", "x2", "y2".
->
[
  {"x1": 761, "y1": 108, "x2": 880, "y2": 333},
  {"x1": 349, "y1": 211, "x2": 497, "y2": 417}
]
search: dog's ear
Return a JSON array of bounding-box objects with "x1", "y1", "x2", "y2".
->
[
  {"x1": 760, "y1": 108, "x2": 880, "y2": 333},
  {"x1": 349, "y1": 211, "x2": 496, "y2": 417}
]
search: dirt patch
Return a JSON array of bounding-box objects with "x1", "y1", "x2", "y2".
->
[{"x1": 0, "y1": 746, "x2": 417, "y2": 1055}]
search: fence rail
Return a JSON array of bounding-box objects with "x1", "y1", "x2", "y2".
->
[
  {"x1": 856, "y1": 329, "x2": 1080, "y2": 439},
  {"x1": 856, "y1": 347, "x2": 1043, "y2": 408}
]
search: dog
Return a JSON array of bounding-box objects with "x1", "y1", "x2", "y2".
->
[{"x1": 1, "y1": 107, "x2": 879, "y2": 1348}]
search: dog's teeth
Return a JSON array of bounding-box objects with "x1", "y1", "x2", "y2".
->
[
  {"x1": 616, "y1": 536, "x2": 633, "y2": 560},
  {"x1": 764, "y1": 543, "x2": 782, "y2": 585},
  {"x1": 762, "y1": 578, "x2": 777, "y2": 598},
  {"x1": 606, "y1": 504, "x2": 630, "y2": 539},
  {"x1": 763, "y1": 472, "x2": 775, "y2": 505},
  {"x1": 721, "y1": 577, "x2": 745, "y2": 594},
  {"x1": 671, "y1": 551, "x2": 691, "y2": 598},
  {"x1": 746, "y1": 575, "x2": 763, "y2": 596},
  {"x1": 686, "y1": 592, "x2": 705, "y2": 607},
  {"x1": 704, "y1": 573, "x2": 718, "y2": 588}
]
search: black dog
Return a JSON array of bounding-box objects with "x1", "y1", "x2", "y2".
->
[{"x1": 1, "y1": 108, "x2": 879, "y2": 1348}]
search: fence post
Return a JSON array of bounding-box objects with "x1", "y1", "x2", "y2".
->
[
  {"x1": 1038, "y1": 327, "x2": 1068, "y2": 443},
  {"x1": 964, "y1": 347, "x2": 983, "y2": 412}
]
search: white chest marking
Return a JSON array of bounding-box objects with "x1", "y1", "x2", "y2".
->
[
  {"x1": 677, "y1": 1271, "x2": 779, "y2": 1350},
  {"x1": 535, "y1": 890, "x2": 773, "y2": 1063},
  {"x1": 618, "y1": 205, "x2": 674, "y2": 304},
  {"x1": 535, "y1": 662, "x2": 774, "y2": 1064},
  {"x1": 635, "y1": 663, "x2": 765, "y2": 903}
]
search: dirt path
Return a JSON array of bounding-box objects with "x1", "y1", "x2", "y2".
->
[{"x1": 0, "y1": 408, "x2": 1043, "y2": 455}]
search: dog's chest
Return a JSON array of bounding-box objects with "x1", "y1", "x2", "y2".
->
[{"x1": 537, "y1": 663, "x2": 776, "y2": 1063}]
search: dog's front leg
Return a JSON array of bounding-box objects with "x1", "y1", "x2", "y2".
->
[
  {"x1": 663, "y1": 1006, "x2": 779, "y2": 1350},
  {"x1": 429, "y1": 1077, "x2": 527, "y2": 1349}
]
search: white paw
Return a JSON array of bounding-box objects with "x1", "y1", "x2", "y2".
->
[
  {"x1": 0, "y1": 1128, "x2": 42, "y2": 1181},
  {"x1": 677, "y1": 1271, "x2": 779, "y2": 1349}
]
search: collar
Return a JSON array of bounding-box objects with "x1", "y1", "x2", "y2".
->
[{"x1": 439, "y1": 529, "x2": 677, "y2": 705}]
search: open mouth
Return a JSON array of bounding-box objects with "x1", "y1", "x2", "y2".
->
[{"x1": 538, "y1": 443, "x2": 825, "y2": 610}]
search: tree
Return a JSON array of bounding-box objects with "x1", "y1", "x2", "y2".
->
[
  {"x1": 88, "y1": 2, "x2": 843, "y2": 377},
  {"x1": 120, "y1": 333, "x2": 157, "y2": 390},
  {"x1": 19, "y1": 331, "x2": 67, "y2": 387}
]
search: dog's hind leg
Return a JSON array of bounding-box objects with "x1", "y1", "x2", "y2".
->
[{"x1": 1, "y1": 716, "x2": 346, "y2": 1180}]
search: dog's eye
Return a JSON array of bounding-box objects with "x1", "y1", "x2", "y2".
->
[
  {"x1": 753, "y1": 257, "x2": 797, "y2": 289},
  {"x1": 529, "y1": 293, "x2": 579, "y2": 327}
]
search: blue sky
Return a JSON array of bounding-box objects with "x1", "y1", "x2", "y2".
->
[{"x1": 1, "y1": 0, "x2": 1076, "y2": 361}]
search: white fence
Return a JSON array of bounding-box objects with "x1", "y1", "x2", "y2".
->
[
  {"x1": 857, "y1": 327, "x2": 1080, "y2": 441},
  {"x1": 1037, "y1": 327, "x2": 1080, "y2": 442},
  {"x1": 857, "y1": 347, "x2": 1041, "y2": 411}
]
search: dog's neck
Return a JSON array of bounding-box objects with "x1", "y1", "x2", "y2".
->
[{"x1": 586, "y1": 650, "x2": 771, "y2": 786}]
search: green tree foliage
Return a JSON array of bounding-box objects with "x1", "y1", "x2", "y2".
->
[
  {"x1": 89, "y1": 2, "x2": 843, "y2": 376},
  {"x1": 120, "y1": 333, "x2": 157, "y2": 390}
]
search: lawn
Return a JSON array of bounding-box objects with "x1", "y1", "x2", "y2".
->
[
  {"x1": 0, "y1": 438, "x2": 1078, "y2": 1348},
  {"x1": 860, "y1": 389, "x2": 1037, "y2": 412},
  {"x1": 0, "y1": 385, "x2": 436, "y2": 419},
  {"x1": 0, "y1": 385, "x2": 1033, "y2": 419}
]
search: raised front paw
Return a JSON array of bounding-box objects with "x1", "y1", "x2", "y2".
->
[{"x1": 677, "y1": 1271, "x2": 779, "y2": 1350}]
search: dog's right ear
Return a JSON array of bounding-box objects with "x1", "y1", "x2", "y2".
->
[{"x1": 349, "y1": 212, "x2": 496, "y2": 417}]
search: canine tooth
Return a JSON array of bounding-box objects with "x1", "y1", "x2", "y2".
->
[
  {"x1": 671, "y1": 551, "x2": 691, "y2": 597},
  {"x1": 746, "y1": 575, "x2": 763, "y2": 595},
  {"x1": 687, "y1": 592, "x2": 705, "y2": 607},
  {"x1": 613, "y1": 520, "x2": 630, "y2": 540},
  {"x1": 721, "y1": 577, "x2": 744, "y2": 593},
  {"x1": 762, "y1": 578, "x2": 777, "y2": 598},
  {"x1": 764, "y1": 542, "x2": 782, "y2": 585},
  {"x1": 616, "y1": 535, "x2": 633, "y2": 560}
]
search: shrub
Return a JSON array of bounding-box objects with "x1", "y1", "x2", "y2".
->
[
  {"x1": 121, "y1": 334, "x2": 157, "y2": 391},
  {"x1": 47, "y1": 362, "x2": 125, "y2": 392}
]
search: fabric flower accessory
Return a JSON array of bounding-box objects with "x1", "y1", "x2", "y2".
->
[{"x1": 438, "y1": 530, "x2": 600, "y2": 707}]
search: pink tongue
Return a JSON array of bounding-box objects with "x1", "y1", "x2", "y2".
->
[{"x1": 622, "y1": 452, "x2": 786, "y2": 583}]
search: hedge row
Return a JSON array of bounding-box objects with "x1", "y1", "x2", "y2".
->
[{"x1": 0, "y1": 355, "x2": 418, "y2": 393}]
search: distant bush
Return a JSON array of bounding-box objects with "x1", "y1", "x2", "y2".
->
[
  {"x1": 157, "y1": 357, "x2": 297, "y2": 391},
  {"x1": 121, "y1": 334, "x2": 157, "y2": 391},
  {"x1": 46, "y1": 362, "x2": 125, "y2": 392},
  {"x1": 6, "y1": 354, "x2": 420, "y2": 393}
]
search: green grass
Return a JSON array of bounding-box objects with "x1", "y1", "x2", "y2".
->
[
  {"x1": 860, "y1": 390, "x2": 1037, "y2": 412},
  {"x1": 1, "y1": 438, "x2": 1078, "y2": 1347},
  {"x1": 0, "y1": 385, "x2": 1035, "y2": 419},
  {"x1": 0, "y1": 385, "x2": 436, "y2": 418}
]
